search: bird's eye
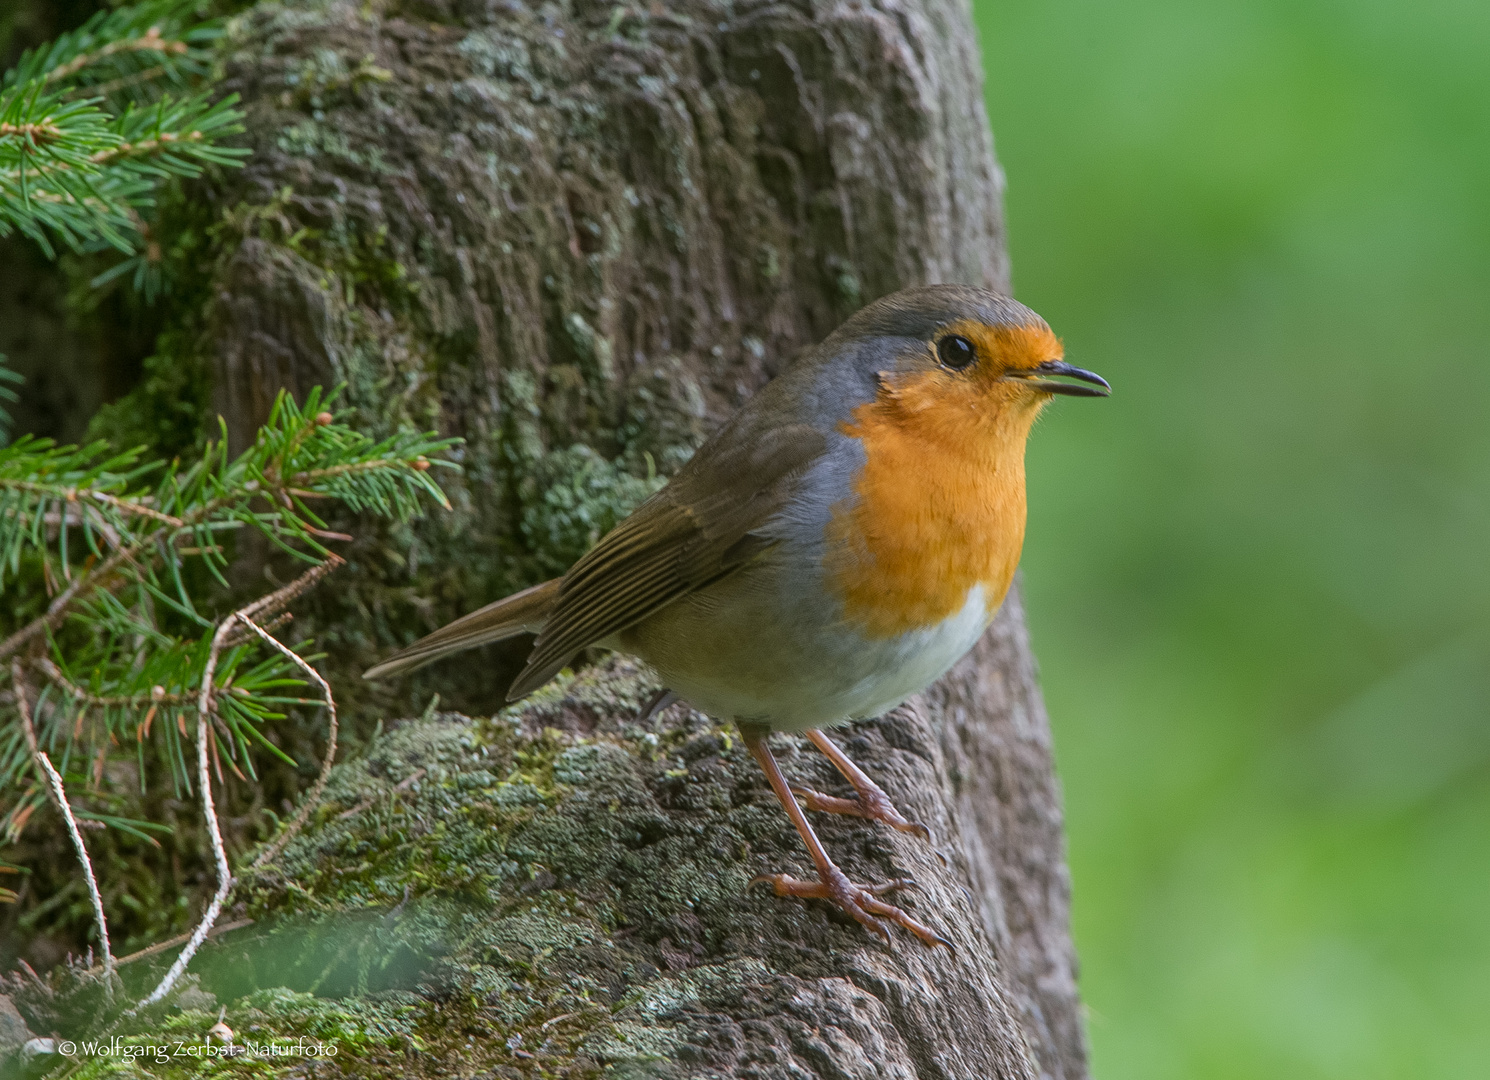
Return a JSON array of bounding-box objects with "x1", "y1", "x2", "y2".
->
[{"x1": 936, "y1": 334, "x2": 977, "y2": 371}]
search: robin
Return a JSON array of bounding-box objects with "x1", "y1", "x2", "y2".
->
[{"x1": 365, "y1": 284, "x2": 1108, "y2": 947}]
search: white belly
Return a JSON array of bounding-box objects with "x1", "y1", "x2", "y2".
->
[{"x1": 617, "y1": 577, "x2": 994, "y2": 731}]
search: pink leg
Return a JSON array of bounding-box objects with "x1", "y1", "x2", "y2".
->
[
  {"x1": 741, "y1": 726, "x2": 951, "y2": 950},
  {"x1": 790, "y1": 728, "x2": 932, "y2": 841}
]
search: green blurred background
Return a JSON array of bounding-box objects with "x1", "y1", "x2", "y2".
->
[{"x1": 971, "y1": 0, "x2": 1490, "y2": 1076}]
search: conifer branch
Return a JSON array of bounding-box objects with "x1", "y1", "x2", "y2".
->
[
  {"x1": 0, "y1": 356, "x2": 20, "y2": 446},
  {"x1": 0, "y1": 0, "x2": 245, "y2": 259},
  {"x1": 1, "y1": 387, "x2": 458, "y2": 821},
  {"x1": 43, "y1": 27, "x2": 188, "y2": 87}
]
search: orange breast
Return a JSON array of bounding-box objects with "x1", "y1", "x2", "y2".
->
[{"x1": 824, "y1": 369, "x2": 1038, "y2": 638}]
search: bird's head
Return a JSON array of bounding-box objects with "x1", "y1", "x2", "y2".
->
[{"x1": 830, "y1": 286, "x2": 1109, "y2": 440}]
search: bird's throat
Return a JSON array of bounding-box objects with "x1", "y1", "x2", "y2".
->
[{"x1": 824, "y1": 378, "x2": 1035, "y2": 639}]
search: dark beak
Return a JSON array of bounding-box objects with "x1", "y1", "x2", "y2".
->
[{"x1": 1006, "y1": 360, "x2": 1111, "y2": 397}]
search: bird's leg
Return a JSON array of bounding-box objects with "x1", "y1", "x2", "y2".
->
[
  {"x1": 740, "y1": 725, "x2": 950, "y2": 949},
  {"x1": 789, "y1": 728, "x2": 931, "y2": 841}
]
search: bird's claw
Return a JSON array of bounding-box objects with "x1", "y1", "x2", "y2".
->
[
  {"x1": 789, "y1": 783, "x2": 932, "y2": 842},
  {"x1": 751, "y1": 869, "x2": 951, "y2": 951}
]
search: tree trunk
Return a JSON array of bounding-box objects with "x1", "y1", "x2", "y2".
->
[{"x1": 160, "y1": 0, "x2": 1088, "y2": 1075}]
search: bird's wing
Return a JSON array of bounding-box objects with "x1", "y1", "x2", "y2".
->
[
  {"x1": 506, "y1": 420, "x2": 827, "y2": 699},
  {"x1": 362, "y1": 578, "x2": 562, "y2": 681}
]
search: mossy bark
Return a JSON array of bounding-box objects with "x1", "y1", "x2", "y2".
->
[{"x1": 11, "y1": 0, "x2": 1088, "y2": 1075}]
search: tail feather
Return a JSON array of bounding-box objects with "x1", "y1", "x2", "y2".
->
[{"x1": 362, "y1": 578, "x2": 561, "y2": 681}]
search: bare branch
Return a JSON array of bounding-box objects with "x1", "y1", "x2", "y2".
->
[
  {"x1": 139, "y1": 613, "x2": 235, "y2": 1007},
  {"x1": 35, "y1": 752, "x2": 115, "y2": 987},
  {"x1": 217, "y1": 610, "x2": 290, "y2": 650},
  {"x1": 16, "y1": 662, "x2": 116, "y2": 989},
  {"x1": 83, "y1": 918, "x2": 254, "y2": 976},
  {"x1": 138, "y1": 556, "x2": 344, "y2": 1005},
  {"x1": 237, "y1": 554, "x2": 344, "y2": 624},
  {"x1": 241, "y1": 611, "x2": 337, "y2": 870}
]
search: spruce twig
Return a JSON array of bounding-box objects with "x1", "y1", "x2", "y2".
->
[
  {"x1": 0, "y1": 388, "x2": 459, "y2": 965},
  {"x1": 0, "y1": 0, "x2": 246, "y2": 259}
]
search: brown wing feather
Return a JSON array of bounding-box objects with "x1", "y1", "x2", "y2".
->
[
  {"x1": 506, "y1": 422, "x2": 826, "y2": 699},
  {"x1": 362, "y1": 578, "x2": 561, "y2": 681}
]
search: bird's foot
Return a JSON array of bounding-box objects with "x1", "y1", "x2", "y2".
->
[
  {"x1": 751, "y1": 865, "x2": 951, "y2": 950},
  {"x1": 789, "y1": 780, "x2": 932, "y2": 841}
]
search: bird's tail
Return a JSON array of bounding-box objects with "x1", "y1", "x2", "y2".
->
[{"x1": 362, "y1": 578, "x2": 561, "y2": 681}]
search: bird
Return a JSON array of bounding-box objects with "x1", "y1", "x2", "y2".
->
[{"x1": 364, "y1": 284, "x2": 1108, "y2": 947}]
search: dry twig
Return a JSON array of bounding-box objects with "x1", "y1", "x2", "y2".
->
[
  {"x1": 84, "y1": 918, "x2": 254, "y2": 976},
  {"x1": 13, "y1": 662, "x2": 116, "y2": 988},
  {"x1": 139, "y1": 557, "x2": 343, "y2": 1006},
  {"x1": 139, "y1": 614, "x2": 236, "y2": 1006},
  {"x1": 36, "y1": 751, "x2": 115, "y2": 988},
  {"x1": 240, "y1": 611, "x2": 337, "y2": 870}
]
